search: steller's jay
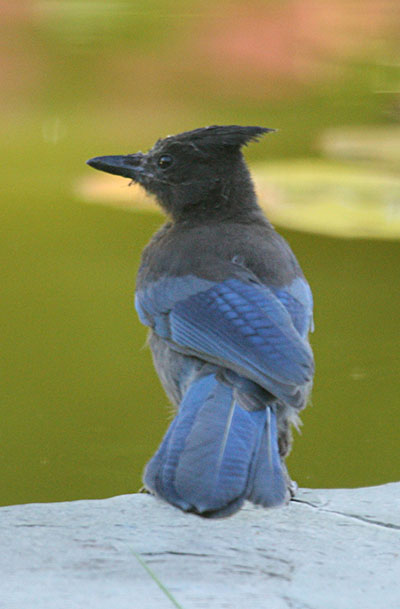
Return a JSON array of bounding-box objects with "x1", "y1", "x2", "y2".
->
[{"x1": 87, "y1": 125, "x2": 314, "y2": 518}]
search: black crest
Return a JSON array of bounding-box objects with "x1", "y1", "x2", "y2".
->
[{"x1": 162, "y1": 125, "x2": 274, "y2": 151}]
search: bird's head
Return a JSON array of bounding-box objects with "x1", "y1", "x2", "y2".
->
[{"x1": 87, "y1": 125, "x2": 274, "y2": 221}]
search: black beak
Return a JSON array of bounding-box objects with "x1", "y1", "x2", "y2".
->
[{"x1": 86, "y1": 153, "x2": 145, "y2": 179}]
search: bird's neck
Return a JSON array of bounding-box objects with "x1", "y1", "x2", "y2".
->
[{"x1": 170, "y1": 169, "x2": 265, "y2": 226}]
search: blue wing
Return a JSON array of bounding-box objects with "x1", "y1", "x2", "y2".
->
[
  {"x1": 271, "y1": 276, "x2": 314, "y2": 337},
  {"x1": 136, "y1": 274, "x2": 314, "y2": 409}
]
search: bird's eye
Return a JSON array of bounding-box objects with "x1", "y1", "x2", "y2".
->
[{"x1": 158, "y1": 154, "x2": 173, "y2": 169}]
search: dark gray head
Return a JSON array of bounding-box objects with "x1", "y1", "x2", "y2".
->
[{"x1": 87, "y1": 125, "x2": 274, "y2": 222}]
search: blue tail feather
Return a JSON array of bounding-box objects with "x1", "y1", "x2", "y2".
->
[
  {"x1": 143, "y1": 373, "x2": 289, "y2": 517},
  {"x1": 143, "y1": 415, "x2": 192, "y2": 511},
  {"x1": 246, "y1": 408, "x2": 289, "y2": 507}
]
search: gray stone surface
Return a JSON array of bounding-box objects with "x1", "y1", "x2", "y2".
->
[{"x1": 1, "y1": 483, "x2": 399, "y2": 609}]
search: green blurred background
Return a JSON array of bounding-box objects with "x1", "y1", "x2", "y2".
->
[{"x1": 1, "y1": 0, "x2": 399, "y2": 507}]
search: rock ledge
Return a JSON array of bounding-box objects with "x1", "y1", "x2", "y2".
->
[{"x1": 1, "y1": 483, "x2": 399, "y2": 609}]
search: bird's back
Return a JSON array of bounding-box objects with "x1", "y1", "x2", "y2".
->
[{"x1": 137, "y1": 216, "x2": 304, "y2": 290}]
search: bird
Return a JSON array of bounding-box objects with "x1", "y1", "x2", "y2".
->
[{"x1": 87, "y1": 125, "x2": 314, "y2": 518}]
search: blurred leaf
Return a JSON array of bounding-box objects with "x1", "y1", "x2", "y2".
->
[
  {"x1": 76, "y1": 174, "x2": 158, "y2": 211},
  {"x1": 319, "y1": 126, "x2": 400, "y2": 167},
  {"x1": 255, "y1": 160, "x2": 400, "y2": 239}
]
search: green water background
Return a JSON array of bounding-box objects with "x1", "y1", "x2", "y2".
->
[{"x1": 1, "y1": 0, "x2": 399, "y2": 506}]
